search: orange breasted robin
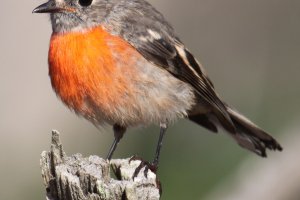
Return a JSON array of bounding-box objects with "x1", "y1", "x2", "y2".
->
[{"x1": 33, "y1": 0, "x2": 282, "y2": 171}]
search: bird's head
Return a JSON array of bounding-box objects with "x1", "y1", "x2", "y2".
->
[{"x1": 33, "y1": 0, "x2": 111, "y2": 33}]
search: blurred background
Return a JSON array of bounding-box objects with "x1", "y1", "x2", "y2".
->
[{"x1": 0, "y1": 0, "x2": 299, "y2": 199}]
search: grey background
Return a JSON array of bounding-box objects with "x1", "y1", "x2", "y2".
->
[{"x1": 0, "y1": 0, "x2": 299, "y2": 199}]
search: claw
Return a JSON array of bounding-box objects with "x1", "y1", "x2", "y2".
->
[
  {"x1": 129, "y1": 156, "x2": 162, "y2": 195},
  {"x1": 129, "y1": 156, "x2": 158, "y2": 179}
]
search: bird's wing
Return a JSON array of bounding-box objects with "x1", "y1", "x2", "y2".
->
[
  {"x1": 104, "y1": 0, "x2": 235, "y2": 133},
  {"x1": 136, "y1": 35, "x2": 235, "y2": 133}
]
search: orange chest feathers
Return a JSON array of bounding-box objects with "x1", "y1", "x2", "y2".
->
[{"x1": 48, "y1": 27, "x2": 139, "y2": 118}]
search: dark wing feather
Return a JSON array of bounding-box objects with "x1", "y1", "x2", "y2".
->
[
  {"x1": 189, "y1": 114, "x2": 218, "y2": 133},
  {"x1": 136, "y1": 37, "x2": 176, "y2": 67}
]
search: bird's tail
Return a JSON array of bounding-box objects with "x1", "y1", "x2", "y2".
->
[
  {"x1": 189, "y1": 106, "x2": 282, "y2": 157},
  {"x1": 226, "y1": 106, "x2": 282, "y2": 157}
]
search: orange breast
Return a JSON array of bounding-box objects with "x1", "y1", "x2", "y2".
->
[{"x1": 49, "y1": 27, "x2": 139, "y2": 122}]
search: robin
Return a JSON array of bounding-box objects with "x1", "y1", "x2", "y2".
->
[{"x1": 33, "y1": 0, "x2": 282, "y2": 172}]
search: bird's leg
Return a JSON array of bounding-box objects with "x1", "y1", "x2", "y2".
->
[
  {"x1": 152, "y1": 122, "x2": 168, "y2": 167},
  {"x1": 131, "y1": 122, "x2": 168, "y2": 178},
  {"x1": 106, "y1": 124, "x2": 126, "y2": 160}
]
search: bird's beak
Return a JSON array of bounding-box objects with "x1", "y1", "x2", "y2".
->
[{"x1": 32, "y1": 1, "x2": 73, "y2": 13}]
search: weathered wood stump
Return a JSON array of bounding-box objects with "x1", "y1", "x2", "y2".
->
[{"x1": 40, "y1": 131, "x2": 161, "y2": 200}]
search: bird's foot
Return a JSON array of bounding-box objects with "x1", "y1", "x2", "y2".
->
[
  {"x1": 129, "y1": 155, "x2": 158, "y2": 179},
  {"x1": 129, "y1": 155, "x2": 162, "y2": 195}
]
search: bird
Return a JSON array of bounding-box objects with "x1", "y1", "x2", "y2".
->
[{"x1": 33, "y1": 0, "x2": 282, "y2": 172}]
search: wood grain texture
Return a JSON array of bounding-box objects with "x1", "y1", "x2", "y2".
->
[{"x1": 40, "y1": 131, "x2": 160, "y2": 200}]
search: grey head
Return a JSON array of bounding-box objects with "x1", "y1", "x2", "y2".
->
[
  {"x1": 33, "y1": 0, "x2": 175, "y2": 37},
  {"x1": 33, "y1": 0, "x2": 121, "y2": 33}
]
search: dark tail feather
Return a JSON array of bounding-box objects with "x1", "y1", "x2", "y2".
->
[
  {"x1": 189, "y1": 107, "x2": 282, "y2": 157},
  {"x1": 226, "y1": 107, "x2": 282, "y2": 157}
]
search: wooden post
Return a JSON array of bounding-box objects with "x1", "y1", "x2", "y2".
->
[{"x1": 40, "y1": 131, "x2": 161, "y2": 200}]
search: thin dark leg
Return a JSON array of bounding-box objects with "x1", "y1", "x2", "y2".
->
[
  {"x1": 106, "y1": 124, "x2": 126, "y2": 160},
  {"x1": 152, "y1": 122, "x2": 168, "y2": 166},
  {"x1": 131, "y1": 122, "x2": 168, "y2": 178}
]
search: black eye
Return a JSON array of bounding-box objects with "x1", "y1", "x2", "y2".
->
[{"x1": 79, "y1": 0, "x2": 93, "y2": 7}]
